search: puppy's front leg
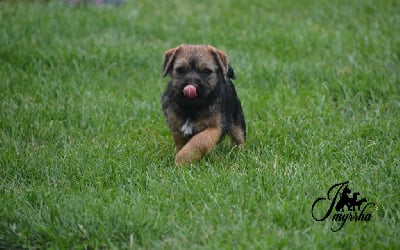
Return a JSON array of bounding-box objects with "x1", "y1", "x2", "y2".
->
[
  {"x1": 175, "y1": 127, "x2": 222, "y2": 165},
  {"x1": 171, "y1": 130, "x2": 188, "y2": 152}
]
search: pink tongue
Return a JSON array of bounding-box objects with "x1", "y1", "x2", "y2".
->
[{"x1": 183, "y1": 85, "x2": 197, "y2": 98}]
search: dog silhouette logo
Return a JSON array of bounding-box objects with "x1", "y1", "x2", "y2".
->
[{"x1": 311, "y1": 181, "x2": 377, "y2": 232}]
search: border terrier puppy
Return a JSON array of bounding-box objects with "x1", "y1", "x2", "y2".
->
[{"x1": 162, "y1": 44, "x2": 246, "y2": 165}]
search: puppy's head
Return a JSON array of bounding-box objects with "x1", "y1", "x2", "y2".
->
[{"x1": 162, "y1": 44, "x2": 234, "y2": 105}]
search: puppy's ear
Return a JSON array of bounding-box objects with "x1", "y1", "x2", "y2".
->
[
  {"x1": 209, "y1": 46, "x2": 229, "y2": 79},
  {"x1": 227, "y1": 64, "x2": 236, "y2": 80},
  {"x1": 162, "y1": 46, "x2": 180, "y2": 77}
]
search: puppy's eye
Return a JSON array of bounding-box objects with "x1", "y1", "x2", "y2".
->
[
  {"x1": 174, "y1": 67, "x2": 187, "y2": 74},
  {"x1": 201, "y1": 68, "x2": 213, "y2": 74}
]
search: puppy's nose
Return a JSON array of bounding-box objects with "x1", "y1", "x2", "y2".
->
[{"x1": 183, "y1": 85, "x2": 197, "y2": 98}]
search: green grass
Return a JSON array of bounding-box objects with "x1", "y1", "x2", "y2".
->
[{"x1": 1, "y1": 0, "x2": 399, "y2": 248}]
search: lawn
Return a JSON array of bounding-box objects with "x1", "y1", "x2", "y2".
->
[{"x1": 0, "y1": 0, "x2": 399, "y2": 249}]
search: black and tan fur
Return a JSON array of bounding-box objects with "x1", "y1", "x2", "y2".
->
[{"x1": 162, "y1": 44, "x2": 246, "y2": 165}]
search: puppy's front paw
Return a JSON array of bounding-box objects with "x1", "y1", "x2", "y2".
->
[{"x1": 174, "y1": 147, "x2": 201, "y2": 166}]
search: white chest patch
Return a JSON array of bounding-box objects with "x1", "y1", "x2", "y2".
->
[{"x1": 181, "y1": 119, "x2": 193, "y2": 137}]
